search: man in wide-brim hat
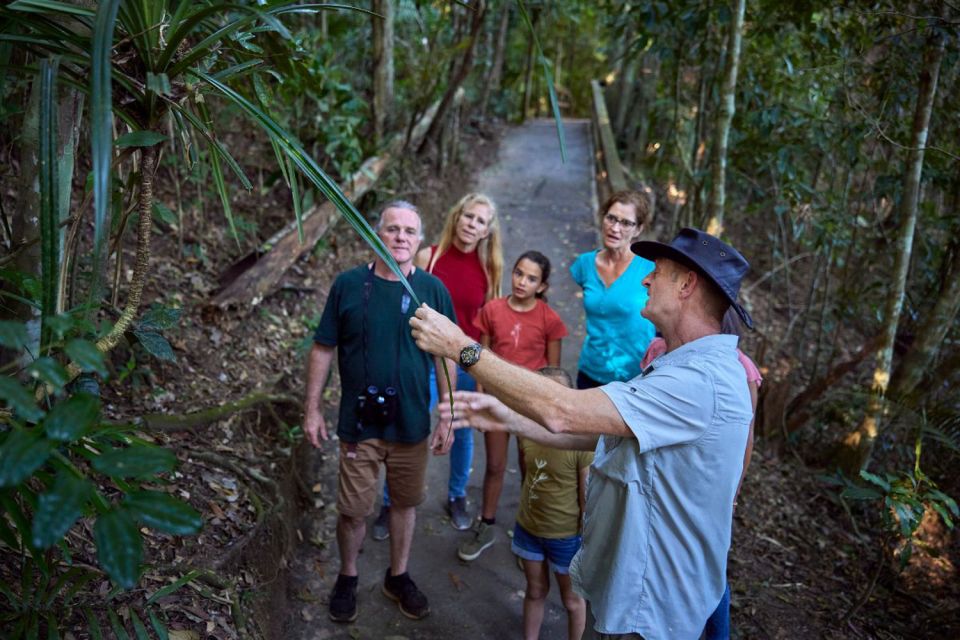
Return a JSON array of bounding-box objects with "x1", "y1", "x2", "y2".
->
[{"x1": 410, "y1": 227, "x2": 754, "y2": 640}]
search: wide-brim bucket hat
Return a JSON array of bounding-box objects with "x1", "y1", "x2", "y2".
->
[{"x1": 632, "y1": 227, "x2": 753, "y2": 329}]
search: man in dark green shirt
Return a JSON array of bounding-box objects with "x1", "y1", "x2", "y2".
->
[{"x1": 303, "y1": 202, "x2": 457, "y2": 623}]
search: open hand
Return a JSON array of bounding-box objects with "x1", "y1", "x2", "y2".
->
[
  {"x1": 440, "y1": 391, "x2": 516, "y2": 434},
  {"x1": 410, "y1": 304, "x2": 469, "y2": 360}
]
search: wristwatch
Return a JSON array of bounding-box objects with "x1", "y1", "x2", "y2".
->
[{"x1": 459, "y1": 342, "x2": 483, "y2": 368}]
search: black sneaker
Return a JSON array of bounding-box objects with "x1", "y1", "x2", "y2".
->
[
  {"x1": 446, "y1": 497, "x2": 472, "y2": 531},
  {"x1": 382, "y1": 569, "x2": 430, "y2": 620},
  {"x1": 328, "y1": 574, "x2": 358, "y2": 622},
  {"x1": 371, "y1": 505, "x2": 390, "y2": 541}
]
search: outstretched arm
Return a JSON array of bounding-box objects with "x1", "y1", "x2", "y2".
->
[
  {"x1": 412, "y1": 305, "x2": 630, "y2": 438},
  {"x1": 443, "y1": 391, "x2": 599, "y2": 451}
]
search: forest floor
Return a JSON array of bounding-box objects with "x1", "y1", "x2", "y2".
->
[{"x1": 84, "y1": 119, "x2": 960, "y2": 640}]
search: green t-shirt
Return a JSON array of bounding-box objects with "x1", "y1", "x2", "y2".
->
[
  {"x1": 314, "y1": 264, "x2": 456, "y2": 444},
  {"x1": 517, "y1": 438, "x2": 594, "y2": 538}
]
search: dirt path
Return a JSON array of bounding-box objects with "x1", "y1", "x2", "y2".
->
[{"x1": 285, "y1": 119, "x2": 599, "y2": 639}]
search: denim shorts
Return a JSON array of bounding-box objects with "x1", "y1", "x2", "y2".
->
[{"x1": 511, "y1": 522, "x2": 582, "y2": 574}]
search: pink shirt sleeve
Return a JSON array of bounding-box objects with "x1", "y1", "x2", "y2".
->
[
  {"x1": 737, "y1": 349, "x2": 762, "y2": 387},
  {"x1": 640, "y1": 337, "x2": 667, "y2": 370}
]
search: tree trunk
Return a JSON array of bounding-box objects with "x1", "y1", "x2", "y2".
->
[
  {"x1": 839, "y1": 21, "x2": 946, "y2": 472},
  {"x1": 625, "y1": 54, "x2": 660, "y2": 166},
  {"x1": 705, "y1": 0, "x2": 746, "y2": 236},
  {"x1": 419, "y1": 0, "x2": 486, "y2": 151},
  {"x1": 889, "y1": 232, "x2": 960, "y2": 398},
  {"x1": 520, "y1": 12, "x2": 536, "y2": 122},
  {"x1": 479, "y1": 3, "x2": 509, "y2": 119},
  {"x1": 372, "y1": 0, "x2": 395, "y2": 145}
]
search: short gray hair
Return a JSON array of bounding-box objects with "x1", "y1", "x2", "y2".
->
[{"x1": 374, "y1": 200, "x2": 423, "y2": 240}]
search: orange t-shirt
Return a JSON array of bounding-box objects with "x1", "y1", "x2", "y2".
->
[{"x1": 474, "y1": 298, "x2": 568, "y2": 370}]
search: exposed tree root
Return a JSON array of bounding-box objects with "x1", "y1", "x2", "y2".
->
[{"x1": 139, "y1": 391, "x2": 299, "y2": 431}]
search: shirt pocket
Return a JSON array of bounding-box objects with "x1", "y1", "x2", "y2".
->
[{"x1": 590, "y1": 437, "x2": 645, "y2": 488}]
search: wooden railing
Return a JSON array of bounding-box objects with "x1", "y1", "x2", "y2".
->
[{"x1": 590, "y1": 79, "x2": 628, "y2": 205}]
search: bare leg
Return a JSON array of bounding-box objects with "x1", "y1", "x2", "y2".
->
[
  {"x1": 481, "y1": 431, "x2": 510, "y2": 520},
  {"x1": 388, "y1": 504, "x2": 416, "y2": 576},
  {"x1": 522, "y1": 559, "x2": 550, "y2": 640},
  {"x1": 337, "y1": 514, "x2": 366, "y2": 576},
  {"x1": 556, "y1": 572, "x2": 586, "y2": 640}
]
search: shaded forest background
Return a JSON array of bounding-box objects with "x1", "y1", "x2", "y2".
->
[{"x1": 0, "y1": 1, "x2": 958, "y2": 638}]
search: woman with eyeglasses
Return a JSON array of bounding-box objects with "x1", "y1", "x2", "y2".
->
[{"x1": 569, "y1": 190, "x2": 656, "y2": 389}]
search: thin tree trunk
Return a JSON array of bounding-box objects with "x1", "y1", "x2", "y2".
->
[
  {"x1": 840, "y1": 21, "x2": 946, "y2": 472},
  {"x1": 372, "y1": 0, "x2": 395, "y2": 145},
  {"x1": 705, "y1": 0, "x2": 746, "y2": 236},
  {"x1": 520, "y1": 13, "x2": 536, "y2": 122},
  {"x1": 480, "y1": 5, "x2": 510, "y2": 119},
  {"x1": 626, "y1": 54, "x2": 660, "y2": 166},
  {"x1": 889, "y1": 232, "x2": 960, "y2": 397},
  {"x1": 419, "y1": 0, "x2": 486, "y2": 151}
]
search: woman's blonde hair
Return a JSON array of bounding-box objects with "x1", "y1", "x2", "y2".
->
[{"x1": 428, "y1": 193, "x2": 503, "y2": 300}]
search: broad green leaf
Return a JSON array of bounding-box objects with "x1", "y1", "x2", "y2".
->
[
  {"x1": 138, "y1": 305, "x2": 181, "y2": 331},
  {"x1": 124, "y1": 491, "x2": 201, "y2": 535},
  {"x1": 152, "y1": 201, "x2": 177, "y2": 226},
  {"x1": 0, "y1": 320, "x2": 29, "y2": 350},
  {"x1": 114, "y1": 131, "x2": 166, "y2": 148},
  {"x1": 841, "y1": 485, "x2": 881, "y2": 501},
  {"x1": 859, "y1": 469, "x2": 890, "y2": 491},
  {"x1": 26, "y1": 357, "x2": 70, "y2": 390},
  {"x1": 46, "y1": 613, "x2": 60, "y2": 640},
  {"x1": 65, "y1": 339, "x2": 108, "y2": 376},
  {"x1": 31, "y1": 474, "x2": 92, "y2": 548},
  {"x1": 92, "y1": 444, "x2": 176, "y2": 479},
  {"x1": 0, "y1": 376, "x2": 45, "y2": 421},
  {"x1": 0, "y1": 429, "x2": 54, "y2": 487},
  {"x1": 43, "y1": 392, "x2": 100, "y2": 441},
  {"x1": 131, "y1": 330, "x2": 176, "y2": 362},
  {"x1": 94, "y1": 509, "x2": 141, "y2": 589},
  {"x1": 931, "y1": 502, "x2": 955, "y2": 529},
  {"x1": 926, "y1": 489, "x2": 959, "y2": 515},
  {"x1": 146, "y1": 570, "x2": 200, "y2": 605}
]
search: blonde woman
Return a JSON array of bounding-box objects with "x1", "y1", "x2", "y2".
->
[{"x1": 374, "y1": 193, "x2": 503, "y2": 537}]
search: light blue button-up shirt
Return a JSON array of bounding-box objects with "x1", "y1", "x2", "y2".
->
[{"x1": 569, "y1": 334, "x2": 752, "y2": 639}]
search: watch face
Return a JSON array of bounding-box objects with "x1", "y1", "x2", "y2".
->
[{"x1": 460, "y1": 343, "x2": 482, "y2": 367}]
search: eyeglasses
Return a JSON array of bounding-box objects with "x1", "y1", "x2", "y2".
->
[{"x1": 603, "y1": 213, "x2": 638, "y2": 229}]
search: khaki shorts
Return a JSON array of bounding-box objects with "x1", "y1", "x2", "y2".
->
[{"x1": 337, "y1": 438, "x2": 429, "y2": 517}]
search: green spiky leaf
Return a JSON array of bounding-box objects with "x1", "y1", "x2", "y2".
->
[{"x1": 65, "y1": 339, "x2": 108, "y2": 376}]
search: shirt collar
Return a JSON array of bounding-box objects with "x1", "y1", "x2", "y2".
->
[{"x1": 655, "y1": 333, "x2": 739, "y2": 366}]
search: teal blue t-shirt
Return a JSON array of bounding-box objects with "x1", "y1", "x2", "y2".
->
[{"x1": 570, "y1": 251, "x2": 656, "y2": 383}]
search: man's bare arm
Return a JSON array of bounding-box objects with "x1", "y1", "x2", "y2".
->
[
  {"x1": 443, "y1": 391, "x2": 599, "y2": 451},
  {"x1": 412, "y1": 305, "x2": 630, "y2": 438},
  {"x1": 304, "y1": 343, "x2": 336, "y2": 447}
]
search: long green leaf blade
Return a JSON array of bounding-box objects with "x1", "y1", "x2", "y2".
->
[
  {"x1": 88, "y1": 0, "x2": 122, "y2": 319},
  {"x1": 124, "y1": 490, "x2": 202, "y2": 535},
  {"x1": 194, "y1": 71, "x2": 421, "y2": 303},
  {"x1": 516, "y1": 0, "x2": 566, "y2": 162},
  {"x1": 38, "y1": 57, "x2": 59, "y2": 351},
  {"x1": 145, "y1": 569, "x2": 200, "y2": 605}
]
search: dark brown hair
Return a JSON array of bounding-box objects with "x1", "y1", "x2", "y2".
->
[
  {"x1": 514, "y1": 250, "x2": 551, "y2": 300},
  {"x1": 598, "y1": 190, "x2": 652, "y2": 229}
]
